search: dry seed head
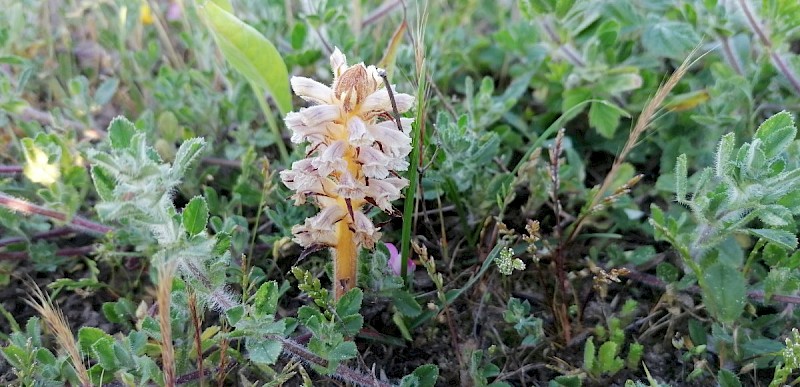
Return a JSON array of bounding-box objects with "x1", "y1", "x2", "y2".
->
[
  {"x1": 24, "y1": 281, "x2": 91, "y2": 387},
  {"x1": 334, "y1": 64, "x2": 373, "y2": 112}
]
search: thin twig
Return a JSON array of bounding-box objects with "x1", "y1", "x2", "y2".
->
[
  {"x1": 737, "y1": 0, "x2": 800, "y2": 95},
  {"x1": 624, "y1": 268, "x2": 800, "y2": 305},
  {"x1": 0, "y1": 245, "x2": 96, "y2": 261},
  {"x1": 0, "y1": 165, "x2": 23, "y2": 174},
  {"x1": 0, "y1": 227, "x2": 73, "y2": 248},
  {"x1": 0, "y1": 191, "x2": 112, "y2": 235},
  {"x1": 566, "y1": 47, "x2": 703, "y2": 243},
  {"x1": 270, "y1": 335, "x2": 394, "y2": 387}
]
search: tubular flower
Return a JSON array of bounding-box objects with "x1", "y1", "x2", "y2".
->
[{"x1": 281, "y1": 47, "x2": 414, "y2": 299}]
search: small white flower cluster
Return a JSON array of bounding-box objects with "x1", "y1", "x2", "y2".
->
[
  {"x1": 281, "y1": 48, "x2": 414, "y2": 250},
  {"x1": 496, "y1": 247, "x2": 526, "y2": 276},
  {"x1": 784, "y1": 328, "x2": 800, "y2": 369}
]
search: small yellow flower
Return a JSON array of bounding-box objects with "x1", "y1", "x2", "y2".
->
[{"x1": 140, "y1": 2, "x2": 154, "y2": 25}]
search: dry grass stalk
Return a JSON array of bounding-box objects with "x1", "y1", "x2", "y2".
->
[
  {"x1": 568, "y1": 46, "x2": 705, "y2": 242},
  {"x1": 24, "y1": 280, "x2": 91, "y2": 387},
  {"x1": 188, "y1": 291, "x2": 205, "y2": 387},
  {"x1": 157, "y1": 261, "x2": 177, "y2": 387}
]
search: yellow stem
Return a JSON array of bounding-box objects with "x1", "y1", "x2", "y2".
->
[{"x1": 334, "y1": 219, "x2": 358, "y2": 300}]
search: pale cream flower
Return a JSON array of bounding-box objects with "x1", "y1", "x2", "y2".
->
[
  {"x1": 283, "y1": 47, "x2": 414, "y2": 250},
  {"x1": 291, "y1": 205, "x2": 346, "y2": 247},
  {"x1": 352, "y1": 211, "x2": 381, "y2": 249}
]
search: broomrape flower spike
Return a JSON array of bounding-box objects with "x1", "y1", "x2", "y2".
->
[{"x1": 281, "y1": 47, "x2": 414, "y2": 299}]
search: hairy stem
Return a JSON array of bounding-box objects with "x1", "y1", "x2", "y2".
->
[
  {"x1": 271, "y1": 335, "x2": 393, "y2": 387},
  {"x1": 334, "y1": 220, "x2": 358, "y2": 300},
  {"x1": 737, "y1": 0, "x2": 800, "y2": 95},
  {"x1": 0, "y1": 191, "x2": 112, "y2": 235}
]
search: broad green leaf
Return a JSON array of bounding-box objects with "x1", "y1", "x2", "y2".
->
[
  {"x1": 328, "y1": 341, "x2": 357, "y2": 361},
  {"x1": 182, "y1": 196, "x2": 209, "y2": 236},
  {"x1": 209, "y1": 0, "x2": 232, "y2": 12},
  {"x1": 757, "y1": 205, "x2": 793, "y2": 227},
  {"x1": 245, "y1": 337, "x2": 282, "y2": 365},
  {"x1": 550, "y1": 375, "x2": 582, "y2": 387},
  {"x1": 78, "y1": 327, "x2": 114, "y2": 354},
  {"x1": 717, "y1": 369, "x2": 742, "y2": 387},
  {"x1": 399, "y1": 364, "x2": 439, "y2": 387},
  {"x1": 336, "y1": 288, "x2": 363, "y2": 317},
  {"x1": 642, "y1": 19, "x2": 700, "y2": 59},
  {"x1": 200, "y1": 2, "x2": 291, "y2": 114},
  {"x1": 392, "y1": 290, "x2": 422, "y2": 317},
  {"x1": 108, "y1": 116, "x2": 138, "y2": 151},
  {"x1": 338, "y1": 314, "x2": 363, "y2": 337},
  {"x1": 701, "y1": 262, "x2": 746, "y2": 325},
  {"x1": 226, "y1": 305, "x2": 245, "y2": 325},
  {"x1": 755, "y1": 111, "x2": 796, "y2": 159},
  {"x1": 562, "y1": 87, "x2": 591, "y2": 116},
  {"x1": 589, "y1": 100, "x2": 624, "y2": 139},
  {"x1": 92, "y1": 337, "x2": 118, "y2": 371},
  {"x1": 747, "y1": 228, "x2": 798, "y2": 250},
  {"x1": 254, "y1": 281, "x2": 279, "y2": 317},
  {"x1": 93, "y1": 78, "x2": 119, "y2": 106}
]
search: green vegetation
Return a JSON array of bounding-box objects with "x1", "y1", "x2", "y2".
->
[{"x1": 2, "y1": 0, "x2": 800, "y2": 385}]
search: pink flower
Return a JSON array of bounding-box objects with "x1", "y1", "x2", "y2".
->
[
  {"x1": 386, "y1": 243, "x2": 415, "y2": 275},
  {"x1": 166, "y1": 2, "x2": 182, "y2": 21}
]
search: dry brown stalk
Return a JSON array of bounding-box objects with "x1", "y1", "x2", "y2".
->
[
  {"x1": 24, "y1": 281, "x2": 91, "y2": 387},
  {"x1": 157, "y1": 262, "x2": 177, "y2": 387},
  {"x1": 568, "y1": 46, "x2": 705, "y2": 243}
]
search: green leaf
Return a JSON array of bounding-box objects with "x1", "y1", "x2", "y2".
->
[
  {"x1": 549, "y1": 375, "x2": 582, "y2": 387},
  {"x1": 755, "y1": 111, "x2": 796, "y2": 159},
  {"x1": 93, "y1": 78, "x2": 119, "y2": 106},
  {"x1": 598, "y1": 341, "x2": 622, "y2": 373},
  {"x1": 226, "y1": 305, "x2": 245, "y2": 325},
  {"x1": 642, "y1": 19, "x2": 700, "y2": 59},
  {"x1": 92, "y1": 337, "x2": 118, "y2": 371},
  {"x1": 392, "y1": 290, "x2": 422, "y2": 317},
  {"x1": 656, "y1": 262, "x2": 680, "y2": 283},
  {"x1": 583, "y1": 336, "x2": 595, "y2": 372},
  {"x1": 107, "y1": 116, "x2": 138, "y2": 151},
  {"x1": 290, "y1": 23, "x2": 307, "y2": 50},
  {"x1": 254, "y1": 281, "x2": 279, "y2": 317},
  {"x1": 747, "y1": 229, "x2": 798, "y2": 250},
  {"x1": 338, "y1": 314, "x2": 363, "y2": 337},
  {"x1": 245, "y1": 337, "x2": 282, "y2": 365},
  {"x1": 561, "y1": 88, "x2": 591, "y2": 116},
  {"x1": 717, "y1": 369, "x2": 742, "y2": 387},
  {"x1": 589, "y1": 100, "x2": 625, "y2": 138},
  {"x1": 336, "y1": 288, "x2": 363, "y2": 317},
  {"x1": 200, "y1": 2, "x2": 291, "y2": 114},
  {"x1": 675, "y1": 154, "x2": 688, "y2": 203},
  {"x1": 757, "y1": 205, "x2": 793, "y2": 227},
  {"x1": 399, "y1": 364, "x2": 439, "y2": 387},
  {"x1": 182, "y1": 196, "x2": 209, "y2": 236},
  {"x1": 78, "y1": 327, "x2": 114, "y2": 354},
  {"x1": 328, "y1": 341, "x2": 357, "y2": 361},
  {"x1": 715, "y1": 133, "x2": 736, "y2": 178},
  {"x1": 171, "y1": 138, "x2": 206, "y2": 178},
  {"x1": 701, "y1": 262, "x2": 746, "y2": 325},
  {"x1": 90, "y1": 166, "x2": 115, "y2": 202}
]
